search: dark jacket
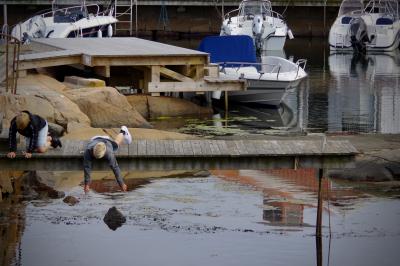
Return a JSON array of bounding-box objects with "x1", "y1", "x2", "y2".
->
[{"x1": 9, "y1": 111, "x2": 47, "y2": 153}]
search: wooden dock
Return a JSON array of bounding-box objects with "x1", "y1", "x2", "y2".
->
[
  {"x1": 17, "y1": 37, "x2": 246, "y2": 95},
  {"x1": 0, "y1": 139, "x2": 358, "y2": 171}
]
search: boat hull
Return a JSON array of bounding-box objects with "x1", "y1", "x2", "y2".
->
[{"x1": 228, "y1": 88, "x2": 288, "y2": 106}]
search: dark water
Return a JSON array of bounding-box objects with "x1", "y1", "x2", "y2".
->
[
  {"x1": 1, "y1": 170, "x2": 400, "y2": 266},
  {"x1": 151, "y1": 37, "x2": 400, "y2": 135}
]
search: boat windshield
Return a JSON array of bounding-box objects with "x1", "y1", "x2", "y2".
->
[
  {"x1": 364, "y1": 0, "x2": 399, "y2": 19},
  {"x1": 338, "y1": 0, "x2": 364, "y2": 16},
  {"x1": 53, "y1": 6, "x2": 88, "y2": 23},
  {"x1": 240, "y1": 0, "x2": 272, "y2": 16}
]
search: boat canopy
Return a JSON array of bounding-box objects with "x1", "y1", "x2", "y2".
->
[
  {"x1": 198, "y1": 35, "x2": 257, "y2": 64},
  {"x1": 364, "y1": 0, "x2": 400, "y2": 19},
  {"x1": 239, "y1": 0, "x2": 272, "y2": 17},
  {"x1": 338, "y1": 0, "x2": 364, "y2": 16}
]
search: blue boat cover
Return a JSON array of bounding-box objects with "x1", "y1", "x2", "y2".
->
[{"x1": 198, "y1": 35, "x2": 257, "y2": 64}]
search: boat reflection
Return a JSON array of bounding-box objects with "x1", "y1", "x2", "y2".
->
[
  {"x1": 328, "y1": 51, "x2": 400, "y2": 133},
  {"x1": 212, "y1": 169, "x2": 366, "y2": 227},
  {"x1": 210, "y1": 82, "x2": 308, "y2": 135}
]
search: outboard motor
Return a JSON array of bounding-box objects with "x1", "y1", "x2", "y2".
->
[
  {"x1": 349, "y1": 17, "x2": 370, "y2": 53},
  {"x1": 252, "y1": 15, "x2": 264, "y2": 51}
]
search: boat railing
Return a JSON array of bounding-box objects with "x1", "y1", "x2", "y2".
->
[
  {"x1": 218, "y1": 60, "x2": 306, "y2": 80},
  {"x1": 224, "y1": 5, "x2": 283, "y2": 23},
  {"x1": 39, "y1": 4, "x2": 104, "y2": 19},
  {"x1": 295, "y1": 59, "x2": 307, "y2": 78}
]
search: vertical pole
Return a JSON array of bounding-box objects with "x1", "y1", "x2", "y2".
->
[
  {"x1": 130, "y1": 0, "x2": 133, "y2": 36},
  {"x1": 316, "y1": 168, "x2": 323, "y2": 237},
  {"x1": 135, "y1": 0, "x2": 138, "y2": 37},
  {"x1": 5, "y1": 34, "x2": 9, "y2": 92},
  {"x1": 224, "y1": 90, "x2": 228, "y2": 114},
  {"x1": 222, "y1": 0, "x2": 225, "y2": 22},
  {"x1": 3, "y1": 4, "x2": 7, "y2": 27},
  {"x1": 316, "y1": 168, "x2": 324, "y2": 266},
  {"x1": 316, "y1": 231, "x2": 323, "y2": 266},
  {"x1": 323, "y1": 0, "x2": 327, "y2": 36}
]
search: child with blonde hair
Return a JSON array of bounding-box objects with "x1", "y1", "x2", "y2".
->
[{"x1": 83, "y1": 126, "x2": 132, "y2": 193}]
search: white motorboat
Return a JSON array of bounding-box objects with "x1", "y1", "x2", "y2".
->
[
  {"x1": 220, "y1": 0, "x2": 293, "y2": 51},
  {"x1": 329, "y1": 0, "x2": 400, "y2": 52},
  {"x1": 11, "y1": 0, "x2": 117, "y2": 44},
  {"x1": 219, "y1": 57, "x2": 307, "y2": 105},
  {"x1": 198, "y1": 35, "x2": 307, "y2": 106}
]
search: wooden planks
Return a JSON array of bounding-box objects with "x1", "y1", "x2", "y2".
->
[
  {"x1": 53, "y1": 139, "x2": 359, "y2": 156},
  {"x1": 0, "y1": 139, "x2": 358, "y2": 171},
  {"x1": 33, "y1": 38, "x2": 208, "y2": 57},
  {"x1": 0, "y1": 139, "x2": 358, "y2": 157}
]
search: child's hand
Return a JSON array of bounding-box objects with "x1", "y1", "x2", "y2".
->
[
  {"x1": 23, "y1": 151, "x2": 32, "y2": 159},
  {"x1": 7, "y1": 152, "x2": 16, "y2": 159}
]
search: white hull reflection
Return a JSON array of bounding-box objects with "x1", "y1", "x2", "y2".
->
[{"x1": 328, "y1": 51, "x2": 400, "y2": 133}]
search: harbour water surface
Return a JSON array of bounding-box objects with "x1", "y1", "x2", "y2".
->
[{"x1": 1, "y1": 170, "x2": 400, "y2": 266}]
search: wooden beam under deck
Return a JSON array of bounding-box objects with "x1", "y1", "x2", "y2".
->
[{"x1": 148, "y1": 77, "x2": 246, "y2": 93}]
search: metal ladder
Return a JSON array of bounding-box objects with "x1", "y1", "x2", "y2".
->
[
  {"x1": 158, "y1": 0, "x2": 170, "y2": 30},
  {"x1": 0, "y1": 27, "x2": 21, "y2": 94},
  {"x1": 114, "y1": 0, "x2": 137, "y2": 36}
]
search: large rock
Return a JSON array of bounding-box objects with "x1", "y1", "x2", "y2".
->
[
  {"x1": 0, "y1": 74, "x2": 91, "y2": 129},
  {"x1": 126, "y1": 95, "x2": 149, "y2": 118},
  {"x1": 63, "y1": 195, "x2": 80, "y2": 206},
  {"x1": 126, "y1": 95, "x2": 213, "y2": 119},
  {"x1": 328, "y1": 150, "x2": 400, "y2": 182},
  {"x1": 64, "y1": 87, "x2": 151, "y2": 128},
  {"x1": 103, "y1": 206, "x2": 126, "y2": 231}
]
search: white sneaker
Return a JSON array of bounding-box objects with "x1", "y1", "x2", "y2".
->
[{"x1": 120, "y1": 126, "x2": 132, "y2": 144}]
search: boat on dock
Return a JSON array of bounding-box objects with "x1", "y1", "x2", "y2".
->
[
  {"x1": 220, "y1": 0, "x2": 293, "y2": 51},
  {"x1": 198, "y1": 35, "x2": 307, "y2": 106},
  {"x1": 329, "y1": 0, "x2": 400, "y2": 52},
  {"x1": 11, "y1": 0, "x2": 117, "y2": 44}
]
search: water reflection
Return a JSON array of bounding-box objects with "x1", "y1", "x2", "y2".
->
[
  {"x1": 328, "y1": 51, "x2": 400, "y2": 133},
  {"x1": 1, "y1": 170, "x2": 400, "y2": 266}
]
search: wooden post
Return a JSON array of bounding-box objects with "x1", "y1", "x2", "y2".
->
[
  {"x1": 224, "y1": 90, "x2": 228, "y2": 113},
  {"x1": 316, "y1": 233, "x2": 323, "y2": 266},
  {"x1": 315, "y1": 168, "x2": 324, "y2": 266},
  {"x1": 316, "y1": 168, "x2": 323, "y2": 237}
]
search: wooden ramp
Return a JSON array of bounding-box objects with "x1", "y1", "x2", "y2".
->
[
  {"x1": 18, "y1": 37, "x2": 246, "y2": 94},
  {"x1": 0, "y1": 139, "x2": 358, "y2": 171}
]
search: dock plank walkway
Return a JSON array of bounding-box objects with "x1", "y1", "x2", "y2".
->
[{"x1": 0, "y1": 139, "x2": 358, "y2": 171}]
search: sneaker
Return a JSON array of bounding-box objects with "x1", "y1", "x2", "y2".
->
[
  {"x1": 120, "y1": 126, "x2": 132, "y2": 144},
  {"x1": 50, "y1": 136, "x2": 62, "y2": 148}
]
